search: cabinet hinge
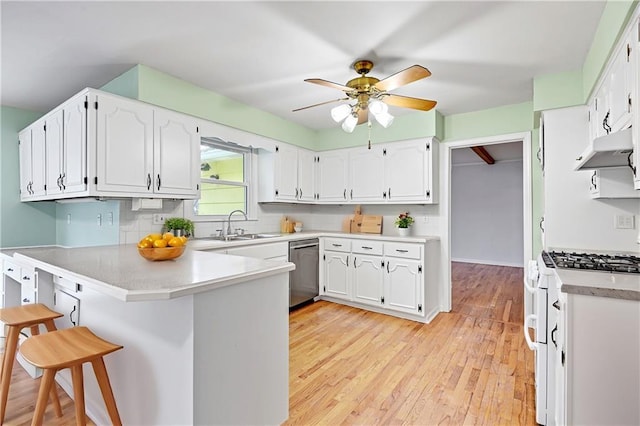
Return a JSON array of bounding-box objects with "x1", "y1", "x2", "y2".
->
[
  {"x1": 323, "y1": 254, "x2": 326, "y2": 261},
  {"x1": 627, "y1": 43, "x2": 631, "y2": 62},
  {"x1": 275, "y1": 146, "x2": 279, "y2": 153},
  {"x1": 426, "y1": 190, "x2": 430, "y2": 198},
  {"x1": 53, "y1": 292, "x2": 56, "y2": 304},
  {"x1": 197, "y1": 184, "x2": 200, "y2": 191},
  {"x1": 83, "y1": 177, "x2": 87, "y2": 184},
  {"x1": 275, "y1": 189, "x2": 279, "y2": 196},
  {"x1": 418, "y1": 265, "x2": 423, "y2": 273},
  {"x1": 44, "y1": 184, "x2": 47, "y2": 190},
  {"x1": 381, "y1": 260, "x2": 384, "y2": 267},
  {"x1": 84, "y1": 100, "x2": 88, "y2": 109},
  {"x1": 94, "y1": 177, "x2": 98, "y2": 185},
  {"x1": 418, "y1": 304, "x2": 422, "y2": 313},
  {"x1": 426, "y1": 142, "x2": 430, "y2": 151},
  {"x1": 94, "y1": 101, "x2": 98, "y2": 109},
  {"x1": 381, "y1": 296, "x2": 385, "y2": 304},
  {"x1": 196, "y1": 126, "x2": 199, "y2": 133},
  {"x1": 323, "y1": 285, "x2": 326, "y2": 293},
  {"x1": 595, "y1": 98, "x2": 598, "y2": 111},
  {"x1": 383, "y1": 148, "x2": 387, "y2": 156},
  {"x1": 628, "y1": 94, "x2": 632, "y2": 113},
  {"x1": 588, "y1": 110, "x2": 590, "y2": 122}
]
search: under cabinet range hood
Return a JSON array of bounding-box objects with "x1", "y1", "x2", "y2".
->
[{"x1": 574, "y1": 127, "x2": 633, "y2": 170}]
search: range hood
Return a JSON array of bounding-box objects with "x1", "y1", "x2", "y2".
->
[{"x1": 574, "y1": 127, "x2": 633, "y2": 171}]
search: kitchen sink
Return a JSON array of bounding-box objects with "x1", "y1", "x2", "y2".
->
[{"x1": 195, "y1": 233, "x2": 281, "y2": 242}]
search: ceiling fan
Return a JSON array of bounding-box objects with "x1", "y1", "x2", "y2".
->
[{"x1": 293, "y1": 60, "x2": 437, "y2": 132}]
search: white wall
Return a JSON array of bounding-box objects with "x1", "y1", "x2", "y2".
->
[{"x1": 451, "y1": 159, "x2": 524, "y2": 267}]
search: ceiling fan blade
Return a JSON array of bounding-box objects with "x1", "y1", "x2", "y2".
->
[
  {"x1": 305, "y1": 78, "x2": 353, "y2": 92},
  {"x1": 373, "y1": 65, "x2": 432, "y2": 92},
  {"x1": 292, "y1": 97, "x2": 349, "y2": 112},
  {"x1": 383, "y1": 94, "x2": 437, "y2": 111},
  {"x1": 357, "y1": 108, "x2": 368, "y2": 125}
]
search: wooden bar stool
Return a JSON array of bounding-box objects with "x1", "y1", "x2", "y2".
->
[
  {"x1": 0, "y1": 303, "x2": 64, "y2": 423},
  {"x1": 19, "y1": 326, "x2": 123, "y2": 426}
]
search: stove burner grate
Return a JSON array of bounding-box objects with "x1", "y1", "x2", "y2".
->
[{"x1": 547, "y1": 251, "x2": 640, "y2": 274}]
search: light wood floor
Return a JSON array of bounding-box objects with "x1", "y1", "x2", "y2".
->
[
  {"x1": 3, "y1": 262, "x2": 534, "y2": 425},
  {"x1": 285, "y1": 262, "x2": 536, "y2": 425}
]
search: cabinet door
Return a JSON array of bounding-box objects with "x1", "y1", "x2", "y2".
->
[
  {"x1": 154, "y1": 108, "x2": 200, "y2": 197},
  {"x1": 297, "y1": 148, "x2": 316, "y2": 202},
  {"x1": 274, "y1": 144, "x2": 298, "y2": 201},
  {"x1": 593, "y1": 83, "x2": 610, "y2": 139},
  {"x1": 608, "y1": 36, "x2": 633, "y2": 132},
  {"x1": 62, "y1": 95, "x2": 88, "y2": 194},
  {"x1": 54, "y1": 289, "x2": 80, "y2": 328},
  {"x1": 19, "y1": 129, "x2": 33, "y2": 200},
  {"x1": 44, "y1": 110, "x2": 64, "y2": 196},
  {"x1": 384, "y1": 258, "x2": 422, "y2": 315},
  {"x1": 349, "y1": 146, "x2": 385, "y2": 202},
  {"x1": 317, "y1": 150, "x2": 349, "y2": 202},
  {"x1": 322, "y1": 251, "x2": 350, "y2": 300},
  {"x1": 384, "y1": 140, "x2": 428, "y2": 202},
  {"x1": 30, "y1": 123, "x2": 47, "y2": 198},
  {"x1": 95, "y1": 94, "x2": 154, "y2": 193},
  {"x1": 352, "y1": 254, "x2": 384, "y2": 307}
]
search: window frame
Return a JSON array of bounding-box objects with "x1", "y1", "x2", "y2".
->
[{"x1": 184, "y1": 137, "x2": 257, "y2": 223}]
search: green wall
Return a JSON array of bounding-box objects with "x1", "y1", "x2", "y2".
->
[
  {"x1": 100, "y1": 66, "x2": 139, "y2": 99},
  {"x1": 533, "y1": 71, "x2": 584, "y2": 112},
  {"x1": 443, "y1": 102, "x2": 534, "y2": 141},
  {"x1": 0, "y1": 106, "x2": 56, "y2": 248}
]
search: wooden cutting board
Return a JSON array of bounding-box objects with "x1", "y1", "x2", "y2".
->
[
  {"x1": 360, "y1": 215, "x2": 383, "y2": 234},
  {"x1": 350, "y1": 214, "x2": 363, "y2": 233}
]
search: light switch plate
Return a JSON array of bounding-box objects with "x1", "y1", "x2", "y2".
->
[{"x1": 614, "y1": 214, "x2": 635, "y2": 229}]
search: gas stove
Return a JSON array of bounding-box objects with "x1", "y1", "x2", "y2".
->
[{"x1": 546, "y1": 251, "x2": 640, "y2": 274}]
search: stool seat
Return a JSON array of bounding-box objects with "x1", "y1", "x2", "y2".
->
[
  {"x1": 20, "y1": 326, "x2": 123, "y2": 370},
  {"x1": 0, "y1": 303, "x2": 64, "y2": 424},
  {"x1": 0, "y1": 303, "x2": 63, "y2": 327},
  {"x1": 19, "y1": 326, "x2": 123, "y2": 426}
]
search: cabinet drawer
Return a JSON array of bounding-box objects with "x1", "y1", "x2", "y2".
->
[
  {"x1": 3, "y1": 260, "x2": 21, "y2": 282},
  {"x1": 21, "y1": 287, "x2": 36, "y2": 305},
  {"x1": 53, "y1": 275, "x2": 79, "y2": 293},
  {"x1": 351, "y1": 240, "x2": 383, "y2": 255},
  {"x1": 323, "y1": 238, "x2": 351, "y2": 252},
  {"x1": 384, "y1": 242, "x2": 421, "y2": 259}
]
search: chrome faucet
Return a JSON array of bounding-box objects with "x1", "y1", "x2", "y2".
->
[{"x1": 226, "y1": 209, "x2": 248, "y2": 235}]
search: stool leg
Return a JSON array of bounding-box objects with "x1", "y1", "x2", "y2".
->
[
  {"x1": 71, "y1": 364, "x2": 86, "y2": 426},
  {"x1": 0, "y1": 326, "x2": 20, "y2": 423},
  {"x1": 49, "y1": 382, "x2": 63, "y2": 417},
  {"x1": 43, "y1": 319, "x2": 57, "y2": 333},
  {"x1": 31, "y1": 368, "x2": 56, "y2": 426},
  {"x1": 91, "y1": 357, "x2": 122, "y2": 426}
]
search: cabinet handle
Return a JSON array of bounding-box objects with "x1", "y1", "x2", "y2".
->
[
  {"x1": 7, "y1": 268, "x2": 13, "y2": 272},
  {"x1": 332, "y1": 244, "x2": 342, "y2": 247},
  {"x1": 551, "y1": 324, "x2": 558, "y2": 348},
  {"x1": 561, "y1": 350, "x2": 565, "y2": 366},
  {"x1": 69, "y1": 305, "x2": 78, "y2": 327},
  {"x1": 552, "y1": 300, "x2": 560, "y2": 311},
  {"x1": 591, "y1": 171, "x2": 597, "y2": 188},
  {"x1": 156, "y1": 174, "x2": 161, "y2": 191},
  {"x1": 388, "y1": 187, "x2": 391, "y2": 199},
  {"x1": 299, "y1": 189, "x2": 302, "y2": 199},
  {"x1": 61, "y1": 173, "x2": 66, "y2": 190},
  {"x1": 386, "y1": 262, "x2": 389, "y2": 273},
  {"x1": 627, "y1": 152, "x2": 636, "y2": 177},
  {"x1": 343, "y1": 189, "x2": 346, "y2": 200},
  {"x1": 395, "y1": 249, "x2": 409, "y2": 253},
  {"x1": 383, "y1": 191, "x2": 386, "y2": 199},
  {"x1": 353, "y1": 257, "x2": 356, "y2": 267},
  {"x1": 346, "y1": 256, "x2": 349, "y2": 267},
  {"x1": 602, "y1": 111, "x2": 611, "y2": 134},
  {"x1": 350, "y1": 189, "x2": 353, "y2": 199},
  {"x1": 362, "y1": 246, "x2": 373, "y2": 250},
  {"x1": 146, "y1": 173, "x2": 151, "y2": 190},
  {"x1": 539, "y1": 217, "x2": 544, "y2": 232},
  {"x1": 536, "y1": 148, "x2": 541, "y2": 163},
  {"x1": 22, "y1": 298, "x2": 30, "y2": 303},
  {"x1": 22, "y1": 276, "x2": 31, "y2": 280}
]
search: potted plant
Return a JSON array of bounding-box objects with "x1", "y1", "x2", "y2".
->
[
  {"x1": 394, "y1": 212, "x2": 414, "y2": 236},
  {"x1": 164, "y1": 217, "x2": 194, "y2": 237}
]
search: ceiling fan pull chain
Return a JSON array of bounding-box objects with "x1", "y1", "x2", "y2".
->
[{"x1": 368, "y1": 120, "x2": 372, "y2": 150}]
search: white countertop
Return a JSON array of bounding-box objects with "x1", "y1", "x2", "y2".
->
[
  {"x1": 555, "y1": 268, "x2": 640, "y2": 301},
  {"x1": 11, "y1": 245, "x2": 294, "y2": 302},
  {"x1": 188, "y1": 230, "x2": 440, "y2": 251}
]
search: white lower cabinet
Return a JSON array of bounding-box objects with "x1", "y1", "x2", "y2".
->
[{"x1": 320, "y1": 237, "x2": 438, "y2": 323}]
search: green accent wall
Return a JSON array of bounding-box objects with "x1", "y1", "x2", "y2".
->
[
  {"x1": 55, "y1": 200, "x2": 120, "y2": 247},
  {"x1": 0, "y1": 106, "x2": 56, "y2": 248},
  {"x1": 582, "y1": 0, "x2": 638, "y2": 100},
  {"x1": 100, "y1": 66, "x2": 140, "y2": 98},
  {"x1": 443, "y1": 102, "x2": 534, "y2": 142},
  {"x1": 136, "y1": 65, "x2": 318, "y2": 150},
  {"x1": 533, "y1": 71, "x2": 584, "y2": 112}
]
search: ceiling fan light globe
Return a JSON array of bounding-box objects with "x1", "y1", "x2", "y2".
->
[
  {"x1": 368, "y1": 99, "x2": 388, "y2": 115},
  {"x1": 342, "y1": 113, "x2": 358, "y2": 133},
  {"x1": 330, "y1": 104, "x2": 352, "y2": 123},
  {"x1": 374, "y1": 112, "x2": 394, "y2": 128}
]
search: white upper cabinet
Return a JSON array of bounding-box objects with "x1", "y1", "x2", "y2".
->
[
  {"x1": 19, "y1": 124, "x2": 46, "y2": 200},
  {"x1": 19, "y1": 88, "x2": 201, "y2": 201},
  {"x1": 96, "y1": 93, "x2": 154, "y2": 194},
  {"x1": 316, "y1": 150, "x2": 348, "y2": 202},
  {"x1": 608, "y1": 32, "x2": 634, "y2": 132},
  {"x1": 384, "y1": 139, "x2": 435, "y2": 202},
  {"x1": 634, "y1": 16, "x2": 640, "y2": 189},
  {"x1": 153, "y1": 108, "x2": 200, "y2": 197},
  {"x1": 258, "y1": 144, "x2": 316, "y2": 203},
  {"x1": 348, "y1": 145, "x2": 385, "y2": 202}
]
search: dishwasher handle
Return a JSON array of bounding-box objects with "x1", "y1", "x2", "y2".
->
[{"x1": 290, "y1": 243, "x2": 319, "y2": 250}]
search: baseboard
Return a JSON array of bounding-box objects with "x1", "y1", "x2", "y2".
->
[{"x1": 452, "y1": 257, "x2": 524, "y2": 268}]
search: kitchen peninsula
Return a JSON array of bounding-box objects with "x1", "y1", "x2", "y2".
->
[{"x1": 5, "y1": 245, "x2": 294, "y2": 425}]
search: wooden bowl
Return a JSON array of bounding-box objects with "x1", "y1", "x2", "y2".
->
[{"x1": 138, "y1": 245, "x2": 186, "y2": 261}]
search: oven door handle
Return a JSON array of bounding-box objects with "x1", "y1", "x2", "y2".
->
[
  {"x1": 524, "y1": 276, "x2": 537, "y2": 295},
  {"x1": 524, "y1": 314, "x2": 538, "y2": 351}
]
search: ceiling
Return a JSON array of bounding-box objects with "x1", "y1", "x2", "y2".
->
[
  {"x1": 451, "y1": 141, "x2": 523, "y2": 165},
  {"x1": 1, "y1": 1, "x2": 606, "y2": 130}
]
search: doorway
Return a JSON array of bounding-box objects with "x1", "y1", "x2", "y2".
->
[{"x1": 440, "y1": 132, "x2": 532, "y2": 312}]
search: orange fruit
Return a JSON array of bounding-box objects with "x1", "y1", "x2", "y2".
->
[
  {"x1": 163, "y1": 232, "x2": 175, "y2": 241},
  {"x1": 138, "y1": 239, "x2": 152, "y2": 249},
  {"x1": 148, "y1": 233, "x2": 163, "y2": 241},
  {"x1": 168, "y1": 237, "x2": 184, "y2": 247},
  {"x1": 153, "y1": 239, "x2": 168, "y2": 248},
  {"x1": 179, "y1": 236, "x2": 188, "y2": 244}
]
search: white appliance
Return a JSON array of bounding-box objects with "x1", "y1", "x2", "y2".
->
[{"x1": 525, "y1": 253, "x2": 558, "y2": 425}]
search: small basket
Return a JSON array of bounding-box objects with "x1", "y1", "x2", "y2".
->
[{"x1": 138, "y1": 246, "x2": 185, "y2": 261}]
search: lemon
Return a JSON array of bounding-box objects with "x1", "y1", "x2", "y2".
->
[
  {"x1": 168, "y1": 237, "x2": 184, "y2": 247},
  {"x1": 148, "y1": 233, "x2": 163, "y2": 241},
  {"x1": 153, "y1": 239, "x2": 168, "y2": 248},
  {"x1": 163, "y1": 232, "x2": 175, "y2": 241}
]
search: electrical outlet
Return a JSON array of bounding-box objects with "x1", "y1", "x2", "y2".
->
[
  {"x1": 614, "y1": 214, "x2": 635, "y2": 229},
  {"x1": 153, "y1": 214, "x2": 166, "y2": 225},
  {"x1": 97, "y1": 214, "x2": 102, "y2": 227},
  {"x1": 67, "y1": 214, "x2": 71, "y2": 225},
  {"x1": 108, "y1": 212, "x2": 113, "y2": 226}
]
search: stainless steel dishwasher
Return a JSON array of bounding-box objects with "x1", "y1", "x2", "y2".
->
[{"x1": 288, "y1": 238, "x2": 319, "y2": 309}]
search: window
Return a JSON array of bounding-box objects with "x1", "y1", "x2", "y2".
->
[{"x1": 189, "y1": 137, "x2": 255, "y2": 219}]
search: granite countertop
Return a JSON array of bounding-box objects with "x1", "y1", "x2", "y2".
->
[
  {"x1": 555, "y1": 268, "x2": 640, "y2": 301},
  {"x1": 11, "y1": 245, "x2": 294, "y2": 302}
]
